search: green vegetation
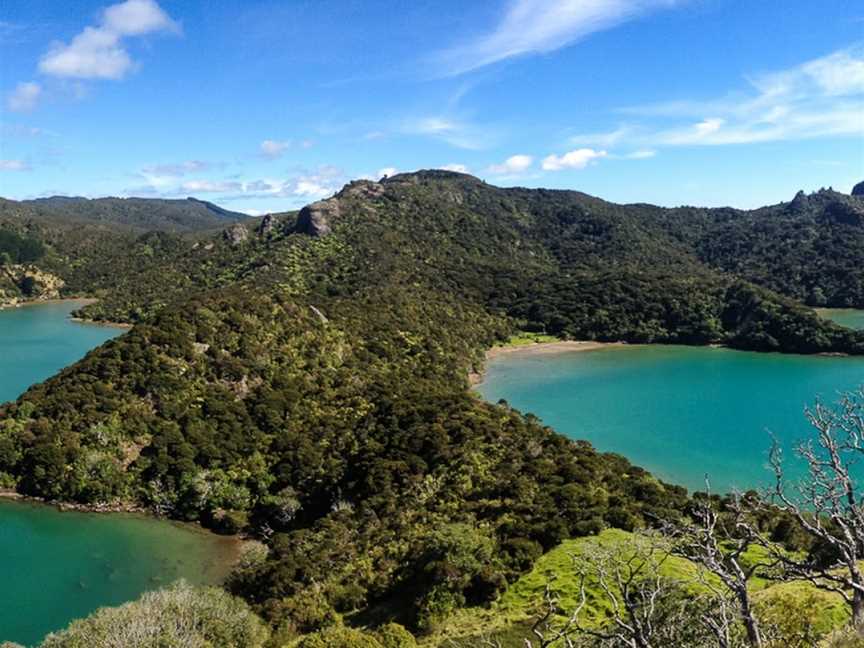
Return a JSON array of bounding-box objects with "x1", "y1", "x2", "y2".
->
[
  {"x1": 503, "y1": 331, "x2": 561, "y2": 346},
  {"x1": 0, "y1": 195, "x2": 247, "y2": 233},
  {"x1": 1, "y1": 171, "x2": 864, "y2": 644},
  {"x1": 19, "y1": 581, "x2": 268, "y2": 648}
]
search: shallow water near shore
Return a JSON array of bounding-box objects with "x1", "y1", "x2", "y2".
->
[
  {"x1": 0, "y1": 302, "x2": 236, "y2": 645},
  {"x1": 0, "y1": 300, "x2": 120, "y2": 404},
  {"x1": 478, "y1": 341, "x2": 864, "y2": 494},
  {"x1": 818, "y1": 308, "x2": 864, "y2": 331}
]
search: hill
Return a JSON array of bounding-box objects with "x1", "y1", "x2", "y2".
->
[
  {"x1": 0, "y1": 195, "x2": 247, "y2": 233},
  {"x1": 1, "y1": 171, "x2": 864, "y2": 643}
]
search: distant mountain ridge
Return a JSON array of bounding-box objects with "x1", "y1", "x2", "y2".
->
[{"x1": 0, "y1": 195, "x2": 247, "y2": 233}]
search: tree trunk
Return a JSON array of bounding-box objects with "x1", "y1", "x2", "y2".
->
[
  {"x1": 737, "y1": 589, "x2": 762, "y2": 647},
  {"x1": 853, "y1": 588, "x2": 864, "y2": 635}
]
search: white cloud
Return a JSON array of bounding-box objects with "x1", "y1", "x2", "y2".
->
[
  {"x1": 488, "y1": 154, "x2": 533, "y2": 175},
  {"x1": 694, "y1": 117, "x2": 724, "y2": 136},
  {"x1": 0, "y1": 160, "x2": 30, "y2": 171},
  {"x1": 181, "y1": 180, "x2": 242, "y2": 193},
  {"x1": 597, "y1": 46, "x2": 864, "y2": 148},
  {"x1": 377, "y1": 167, "x2": 398, "y2": 178},
  {"x1": 260, "y1": 139, "x2": 291, "y2": 159},
  {"x1": 541, "y1": 148, "x2": 606, "y2": 171},
  {"x1": 101, "y1": 0, "x2": 178, "y2": 36},
  {"x1": 7, "y1": 81, "x2": 42, "y2": 112},
  {"x1": 39, "y1": 0, "x2": 178, "y2": 80},
  {"x1": 439, "y1": 163, "x2": 470, "y2": 173},
  {"x1": 435, "y1": 0, "x2": 683, "y2": 76}
]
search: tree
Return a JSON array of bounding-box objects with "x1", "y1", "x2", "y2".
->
[
  {"x1": 760, "y1": 390, "x2": 864, "y2": 634},
  {"x1": 532, "y1": 534, "x2": 738, "y2": 648},
  {"x1": 662, "y1": 484, "x2": 764, "y2": 647}
]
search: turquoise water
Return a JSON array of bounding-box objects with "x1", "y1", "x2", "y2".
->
[
  {"x1": 0, "y1": 301, "x2": 121, "y2": 403},
  {"x1": 0, "y1": 302, "x2": 236, "y2": 646},
  {"x1": 0, "y1": 500, "x2": 236, "y2": 645},
  {"x1": 818, "y1": 308, "x2": 864, "y2": 330},
  {"x1": 478, "y1": 345, "x2": 864, "y2": 494}
]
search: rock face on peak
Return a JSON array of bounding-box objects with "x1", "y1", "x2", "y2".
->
[
  {"x1": 852, "y1": 181, "x2": 864, "y2": 197},
  {"x1": 296, "y1": 198, "x2": 341, "y2": 237},
  {"x1": 338, "y1": 179, "x2": 385, "y2": 200}
]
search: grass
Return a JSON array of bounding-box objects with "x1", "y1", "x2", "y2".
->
[
  {"x1": 424, "y1": 529, "x2": 852, "y2": 647},
  {"x1": 502, "y1": 331, "x2": 560, "y2": 347}
]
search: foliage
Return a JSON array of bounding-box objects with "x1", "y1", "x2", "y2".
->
[
  {"x1": 2, "y1": 171, "x2": 863, "y2": 639},
  {"x1": 37, "y1": 580, "x2": 269, "y2": 648}
]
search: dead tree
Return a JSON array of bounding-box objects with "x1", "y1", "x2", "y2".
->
[
  {"x1": 522, "y1": 584, "x2": 581, "y2": 648},
  {"x1": 568, "y1": 536, "x2": 682, "y2": 648},
  {"x1": 663, "y1": 483, "x2": 764, "y2": 647},
  {"x1": 762, "y1": 390, "x2": 864, "y2": 634}
]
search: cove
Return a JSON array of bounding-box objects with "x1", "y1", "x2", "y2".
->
[
  {"x1": 818, "y1": 308, "x2": 864, "y2": 331},
  {"x1": 477, "y1": 343, "x2": 864, "y2": 495},
  {"x1": 0, "y1": 301, "x2": 236, "y2": 646}
]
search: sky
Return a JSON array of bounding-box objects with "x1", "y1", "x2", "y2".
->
[{"x1": 0, "y1": 0, "x2": 862, "y2": 214}]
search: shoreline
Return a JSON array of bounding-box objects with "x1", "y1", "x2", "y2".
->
[
  {"x1": 0, "y1": 296, "x2": 134, "y2": 329},
  {"x1": 470, "y1": 340, "x2": 625, "y2": 386},
  {"x1": 0, "y1": 489, "x2": 248, "y2": 571},
  {"x1": 0, "y1": 296, "x2": 97, "y2": 311}
]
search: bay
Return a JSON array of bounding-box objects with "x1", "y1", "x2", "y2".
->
[
  {"x1": 0, "y1": 301, "x2": 236, "y2": 646},
  {"x1": 477, "y1": 344, "x2": 864, "y2": 494}
]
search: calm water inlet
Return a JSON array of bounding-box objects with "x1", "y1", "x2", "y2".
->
[
  {"x1": 478, "y1": 343, "x2": 864, "y2": 494},
  {"x1": 0, "y1": 301, "x2": 235, "y2": 645}
]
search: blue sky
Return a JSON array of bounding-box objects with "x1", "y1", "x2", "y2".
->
[{"x1": 1, "y1": 0, "x2": 862, "y2": 213}]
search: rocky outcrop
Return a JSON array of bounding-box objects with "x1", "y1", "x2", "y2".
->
[
  {"x1": 0, "y1": 264, "x2": 65, "y2": 307},
  {"x1": 257, "y1": 214, "x2": 276, "y2": 237},
  {"x1": 852, "y1": 181, "x2": 864, "y2": 197},
  {"x1": 339, "y1": 180, "x2": 385, "y2": 200},
  {"x1": 296, "y1": 198, "x2": 341, "y2": 237},
  {"x1": 223, "y1": 223, "x2": 249, "y2": 246}
]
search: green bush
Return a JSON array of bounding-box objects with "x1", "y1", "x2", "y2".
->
[
  {"x1": 296, "y1": 626, "x2": 383, "y2": 648},
  {"x1": 375, "y1": 623, "x2": 417, "y2": 647},
  {"x1": 39, "y1": 580, "x2": 268, "y2": 648}
]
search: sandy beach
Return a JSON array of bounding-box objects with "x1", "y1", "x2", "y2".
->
[{"x1": 470, "y1": 340, "x2": 624, "y2": 386}]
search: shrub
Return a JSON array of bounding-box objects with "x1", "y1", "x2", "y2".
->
[
  {"x1": 375, "y1": 623, "x2": 417, "y2": 647},
  {"x1": 296, "y1": 626, "x2": 383, "y2": 648},
  {"x1": 39, "y1": 580, "x2": 268, "y2": 648}
]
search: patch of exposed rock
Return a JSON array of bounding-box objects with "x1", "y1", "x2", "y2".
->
[
  {"x1": 296, "y1": 198, "x2": 341, "y2": 237},
  {"x1": 257, "y1": 213, "x2": 277, "y2": 237},
  {"x1": 339, "y1": 180, "x2": 385, "y2": 200},
  {"x1": 853, "y1": 181, "x2": 864, "y2": 197},
  {"x1": 0, "y1": 264, "x2": 65, "y2": 307},
  {"x1": 224, "y1": 223, "x2": 249, "y2": 245}
]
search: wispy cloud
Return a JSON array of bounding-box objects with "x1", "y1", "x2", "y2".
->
[
  {"x1": 575, "y1": 46, "x2": 864, "y2": 148},
  {"x1": 260, "y1": 139, "x2": 291, "y2": 159},
  {"x1": 6, "y1": 81, "x2": 42, "y2": 112},
  {"x1": 180, "y1": 179, "x2": 241, "y2": 193},
  {"x1": 0, "y1": 160, "x2": 31, "y2": 172},
  {"x1": 542, "y1": 147, "x2": 606, "y2": 170},
  {"x1": 402, "y1": 116, "x2": 497, "y2": 150},
  {"x1": 141, "y1": 160, "x2": 212, "y2": 177},
  {"x1": 38, "y1": 0, "x2": 179, "y2": 80},
  {"x1": 433, "y1": 0, "x2": 683, "y2": 77}
]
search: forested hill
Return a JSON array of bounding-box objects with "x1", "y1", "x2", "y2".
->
[
  {"x1": 0, "y1": 195, "x2": 247, "y2": 232},
  {"x1": 1, "y1": 171, "x2": 863, "y2": 640}
]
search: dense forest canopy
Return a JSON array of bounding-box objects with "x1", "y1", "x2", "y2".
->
[{"x1": 1, "y1": 171, "x2": 863, "y2": 643}]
